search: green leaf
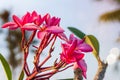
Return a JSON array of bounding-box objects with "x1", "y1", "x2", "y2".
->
[
  {"x1": 18, "y1": 70, "x2": 24, "y2": 80},
  {"x1": 0, "y1": 53, "x2": 12, "y2": 80},
  {"x1": 68, "y1": 27, "x2": 86, "y2": 39},
  {"x1": 85, "y1": 35, "x2": 100, "y2": 60}
]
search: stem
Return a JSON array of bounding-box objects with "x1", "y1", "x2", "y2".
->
[
  {"x1": 74, "y1": 68, "x2": 83, "y2": 80},
  {"x1": 45, "y1": 34, "x2": 55, "y2": 47},
  {"x1": 39, "y1": 35, "x2": 57, "y2": 67},
  {"x1": 58, "y1": 64, "x2": 73, "y2": 72},
  {"x1": 94, "y1": 59, "x2": 108, "y2": 80},
  {"x1": 23, "y1": 47, "x2": 30, "y2": 76},
  {"x1": 34, "y1": 34, "x2": 48, "y2": 67},
  {"x1": 29, "y1": 34, "x2": 51, "y2": 79},
  {"x1": 33, "y1": 69, "x2": 57, "y2": 80},
  {"x1": 27, "y1": 71, "x2": 38, "y2": 80},
  {"x1": 21, "y1": 30, "x2": 26, "y2": 48},
  {"x1": 24, "y1": 63, "x2": 30, "y2": 76},
  {"x1": 27, "y1": 30, "x2": 36, "y2": 46}
]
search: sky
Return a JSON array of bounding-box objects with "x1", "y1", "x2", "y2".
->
[{"x1": 0, "y1": 0, "x2": 120, "y2": 80}]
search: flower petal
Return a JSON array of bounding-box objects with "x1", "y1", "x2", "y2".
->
[
  {"x1": 22, "y1": 12, "x2": 31, "y2": 24},
  {"x1": 58, "y1": 33, "x2": 68, "y2": 41},
  {"x1": 69, "y1": 34, "x2": 77, "y2": 44},
  {"x1": 44, "y1": 13, "x2": 51, "y2": 25},
  {"x1": 32, "y1": 11, "x2": 37, "y2": 18},
  {"x1": 22, "y1": 23, "x2": 38, "y2": 30},
  {"x1": 2, "y1": 22, "x2": 18, "y2": 30},
  {"x1": 77, "y1": 60, "x2": 87, "y2": 79},
  {"x1": 46, "y1": 26, "x2": 64, "y2": 33},
  {"x1": 74, "y1": 53, "x2": 84, "y2": 61},
  {"x1": 78, "y1": 43, "x2": 93, "y2": 52},
  {"x1": 67, "y1": 39, "x2": 77, "y2": 55},
  {"x1": 37, "y1": 31, "x2": 47, "y2": 39},
  {"x1": 13, "y1": 15, "x2": 23, "y2": 27}
]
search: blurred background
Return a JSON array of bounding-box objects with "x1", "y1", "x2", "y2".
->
[{"x1": 0, "y1": 0, "x2": 120, "y2": 80}]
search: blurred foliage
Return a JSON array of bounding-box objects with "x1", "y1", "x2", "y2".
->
[
  {"x1": 99, "y1": 9, "x2": 120, "y2": 22},
  {"x1": 0, "y1": 10, "x2": 9, "y2": 23},
  {"x1": 97, "y1": 0, "x2": 120, "y2": 74},
  {"x1": 18, "y1": 70, "x2": 24, "y2": 80},
  {"x1": 0, "y1": 10, "x2": 38, "y2": 70},
  {"x1": 116, "y1": 0, "x2": 120, "y2": 3},
  {"x1": 97, "y1": 0, "x2": 120, "y2": 43},
  {"x1": 0, "y1": 10, "x2": 23, "y2": 69},
  {"x1": 0, "y1": 53, "x2": 12, "y2": 80},
  {"x1": 6, "y1": 30, "x2": 22, "y2": 69}
]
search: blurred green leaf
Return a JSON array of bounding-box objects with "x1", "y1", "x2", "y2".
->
[
  {"x1": 99, "y1": 9, "x2": 120, "y2": 22},
  {"x1": 85, "y1": 35, "x2": 100, "y2": 60},
  {"x1": 18, "y1": 70, "x2": 24, "y2": 80},
  {"x1": 0, "y1": 53, "x2": 12, "y2": 80},
  {"x1": 68, "y1": 27, "x2": 86, "y2": 39}
]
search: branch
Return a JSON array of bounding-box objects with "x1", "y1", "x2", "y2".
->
[
  {"x1": 94, "y1": 60, "x2": 108, "y2": 80},
  {"x1": 74, "y1": 68, "x2": 83, "y2": 80}
]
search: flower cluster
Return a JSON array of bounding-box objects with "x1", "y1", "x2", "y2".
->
[
  {"x1": 2, "y1": 11, "x2": 66, "y2": 40},
  {"x1": 2, "y1": 11, "x2": 92, "y2": 80},
  {"x1": 60, "y1": 34, "x2": 92, "y2": 78}
]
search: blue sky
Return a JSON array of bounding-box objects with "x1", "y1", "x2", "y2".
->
[{"x1": 0, "y1": 0, "x2": 120, "y2": 80}]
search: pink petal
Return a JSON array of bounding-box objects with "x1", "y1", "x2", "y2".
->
[
  {"x1": 67, "y1": 39, "x2": 77, "y2": 54},
  {"x1": 69, "y1": 34, "x2": 77, "y2": 43},
  {"x1": 13, "y1": 15, "x2": 23, "y2": 27},
  {"x1": 73, "y1": 60, "x2": 87, "y2": 79},
  {"x1": 78, "y1": 43, "x2": 93, "y2": 52},
  {"x1": 58, "y1": 33, "x2": 68, "y2": 41},
  {"x1": 21, "y1": 23, "x2": 38, "y2": 30},
  {"x1": 37, "y1": 31, "x2": 47, "y2": 39},
  {"x1": 52, "y1": 18, "x2": 60, "y2": 26},
  {"x1": 50, "y1": 17, "x2": 60, "y2": 26},
  {"x1": 46, "y1": 26, "x2": 64, "y2": 33},
  {"x1": 74, "y1": 53, "x2": 84, "y2": 61},
  {"x1": 2, "y1": 22, "x2": 19, "y2": 29},
  {"x1": 44, "y1": 13, "x2": 51, "y2": 25},
  {"x1": 22, "y1": 12, "x2": 31, "y2": 24},
  {"x1": 77, "y1": 60, "x2": 87, "y2": 79},
  {"x1": 61, "y1": 44, "x2": 67, "y2": 53},
  {"x1": 83, "y1": 72, "x2": 87, "y2": 79},
  {"x1": 32, "y1": 11, "x2": 37, "y2": 18},
  {"x1": 34, "y1": 15, "x2": 43, "y2": 26},
  {"x1": 77, "y1": 38, "x2": 84, "y2": 44}
]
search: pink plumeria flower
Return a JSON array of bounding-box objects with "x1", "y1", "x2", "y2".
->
[
  {"x1": 73, "y1": 60, "x2": 87, "y2": 79},
  {"x1": 60, "y1": 34, "x2": 92, "y2": 78},
  {"x1": 37, "y1": 14, "x2": 65, "y2": 40},
  {"x1": 2, "y1": 11, "x2": 43, "y2": 30},
  {"x1": 68, "y1": 34, "x2": 93, "y2": 52},
  {"x1": 60, "y1": 39, "x2": 85, "y2": 63},
  {"x1": 60, "y1": 34, "x2": 92, "y2": 63}
]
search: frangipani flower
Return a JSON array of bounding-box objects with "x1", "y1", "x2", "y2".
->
[
  {"x1": 60, "y1": 34, "x2": 92, "y2": 78},
  {"x1": 2, "y1": 11, "x2": 43, "y2": 30},
  {"x1": 2, "y1": 11, "x2": 67, "y2": 41},
  {"x1": 37, "y1": 14, "x2": 65, "y2": 39}
]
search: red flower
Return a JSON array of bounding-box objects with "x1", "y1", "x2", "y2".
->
[
  {"x1": 37, "y1": 14, "x2": 65, "y2": 40},
  {"x1": 60, "y1": 34, "x2": 92, "y2": 78},
  {"x1": 2, "y1": 11, "x2": 43, "y2": 30}
]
